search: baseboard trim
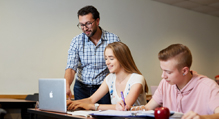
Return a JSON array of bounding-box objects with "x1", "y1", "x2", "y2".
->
[{"x1": 0, "y1": 95, "x2": 27, "y2": 99}]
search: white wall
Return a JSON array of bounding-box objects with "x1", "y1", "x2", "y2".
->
[{"x1": 0, "y1": 0, "x2": 219, "y2": 94}]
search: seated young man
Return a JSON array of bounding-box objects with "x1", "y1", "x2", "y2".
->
[{"x1": 122, "y1": 44, "x2": 219, "y2": 119}]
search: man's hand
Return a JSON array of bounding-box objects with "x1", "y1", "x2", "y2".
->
[
  {"x1": 65, "y1": 69, "x2": 75, "y2": 100},
  {"x1": 66, "y1": 85, "x2": 72, "y2": 100},
  {"x1": 130, "y1": 105, "x2": 147, "y2": 111},
  {"x1": 182, "y1": 111, "x2": 203, "y2": 119}
]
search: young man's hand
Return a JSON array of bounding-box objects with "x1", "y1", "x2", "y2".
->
[{"x1": 182, "y1": 111, "x2": 203, "y2": 119}]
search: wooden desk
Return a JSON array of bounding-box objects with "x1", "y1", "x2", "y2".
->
[
  {"x1": 28, "y1": 108, "x2": 92, "y2": 119},
  {"x1": 0, "y1": 98, "x2": 36, "y2": 108},
  {"x1": 0, "y1": 98, "x2": 37, "y2": 119},
  {"x1": 28, "y1": 108, "x2": 182, "y2": 119},
  {"x1": 28, "y1": 108, "x2": 157, "y2": 119}
]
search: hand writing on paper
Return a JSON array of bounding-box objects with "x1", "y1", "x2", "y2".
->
[
  {"x1": 116, "y1": 100, "x2": 131, "y2": 111},
  {"x1": 182, "y1": 111, "x2": 204, "y2": 119}
]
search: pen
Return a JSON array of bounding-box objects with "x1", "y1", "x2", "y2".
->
[{"x1": 121, "y1": 91, "x2": 126, "y2": 106}]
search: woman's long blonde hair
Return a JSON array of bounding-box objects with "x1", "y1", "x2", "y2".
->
[{"x1": 105, "y1": 42, "x2": 148, "y2": 93}]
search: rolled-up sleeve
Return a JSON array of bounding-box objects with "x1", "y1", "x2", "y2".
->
[
  {"x1": 152, "y1": 79, "x2": 164, "y2": 106},
  {"x1": 208, "y1": 87, "x2": 219, "y2": 114},
  {"x1": 65, "y1": 37, "x2": 79, "y2": 72}
]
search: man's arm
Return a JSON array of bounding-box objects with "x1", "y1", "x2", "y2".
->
[
  {"x1": 145, "y1": 99, "x2": 160, "y2": 110},
  {"x1": 64, "y1": 68, "x2": 76, "y2": 100},
  {"x1": 129, "y1": 98, "x2": 160, "y2": 111},
  {"x1": 182, "y1": 107, "x2": 219, "y2": 119}
]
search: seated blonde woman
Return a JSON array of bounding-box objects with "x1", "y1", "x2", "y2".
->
[{"x1": 67, "y1": 42, "x2": 148, "y2": 111}]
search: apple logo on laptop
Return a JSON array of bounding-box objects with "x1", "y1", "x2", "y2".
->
[{"x1": 49, "y1": 91, "x2": 53, "y2": 98}]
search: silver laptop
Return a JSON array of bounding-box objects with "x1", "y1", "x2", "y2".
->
[{"x1": 39, "y1": 78, "x2": 67, "y2": 113}]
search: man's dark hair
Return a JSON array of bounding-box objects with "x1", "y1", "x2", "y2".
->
[{"x1": 77, "y1": 5, "x2": 100, "y2": 20}]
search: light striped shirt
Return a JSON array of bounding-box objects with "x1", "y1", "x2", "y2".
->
[{"x1": 66, "y1": 27, "x2": 120, "y2": 85}]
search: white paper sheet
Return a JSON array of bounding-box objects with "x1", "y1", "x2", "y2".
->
[
  {"x1": 67, "y1": 110, "x2": 99, "y2": 117},
  {"x1": 67, "y1": 110, "x2": 184, "y2": 118},
  {"x1": 90, "y1": 110, "x2": 155, "y2": 117}
]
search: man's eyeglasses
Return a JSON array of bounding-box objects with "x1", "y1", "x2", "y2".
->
[{"x1": 77, "y1": 20, "x2": 95, "y2": 29}]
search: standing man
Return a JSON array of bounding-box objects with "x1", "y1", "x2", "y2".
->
[{"x1": 65, "y1": 5, "x2": 120, "y2": 104}]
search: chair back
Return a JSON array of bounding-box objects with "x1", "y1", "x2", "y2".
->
[
  {"x1": 150, "y1": 86, "x2": 158, "y2": 95},
  {"x1": 25, "y1": 93, "x2": 39, "y2": 101},
  {"x1": 0, "y1": 108, "x2": 6, "y2": 119}
]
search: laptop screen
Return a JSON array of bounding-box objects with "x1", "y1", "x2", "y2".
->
[{"x1": 39, "y1": 78, "x2": 66, "y2": 113}]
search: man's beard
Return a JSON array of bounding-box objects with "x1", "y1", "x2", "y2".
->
[{"x1": 85, "y1": 27, "x2": 97, "y2": 37}]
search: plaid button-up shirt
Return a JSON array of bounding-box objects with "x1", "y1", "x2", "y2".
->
[{"x1": 66, "y1": 27, "x2": 120, "y2": 85}]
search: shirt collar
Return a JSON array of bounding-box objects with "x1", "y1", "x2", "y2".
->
[
  {"x1": 176, "y1": 71, "x2": 206, "y2": 94},
  {"x1": 84, "y1": 26, "x2": 107, "y2": 42},
  {"x1": 100, "y1": 27, "x2": 107, "y2": 41}
]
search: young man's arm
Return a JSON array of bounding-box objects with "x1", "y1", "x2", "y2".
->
[
  {"x1": 145, "y1": 99, "x2": 160, "y2": 110},
  {"x1": 182, "y1": 107, "x2": 219, "y2": 119},
  {"x1": 129, "y1": 98, "x2": 160, "y2": 111}
]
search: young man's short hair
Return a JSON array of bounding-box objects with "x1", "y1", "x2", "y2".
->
[{"x1": 158, "y1": 44, "x2": 192, "y2": 69}]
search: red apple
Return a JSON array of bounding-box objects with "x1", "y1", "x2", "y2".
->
[{"x1": 154, "y1": 107, "x2": 170, "y2": 119}]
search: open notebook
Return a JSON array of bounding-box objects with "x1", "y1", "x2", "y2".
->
[{"x1": 67, "y1": 110, "x2": 184, "y2": 118}]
